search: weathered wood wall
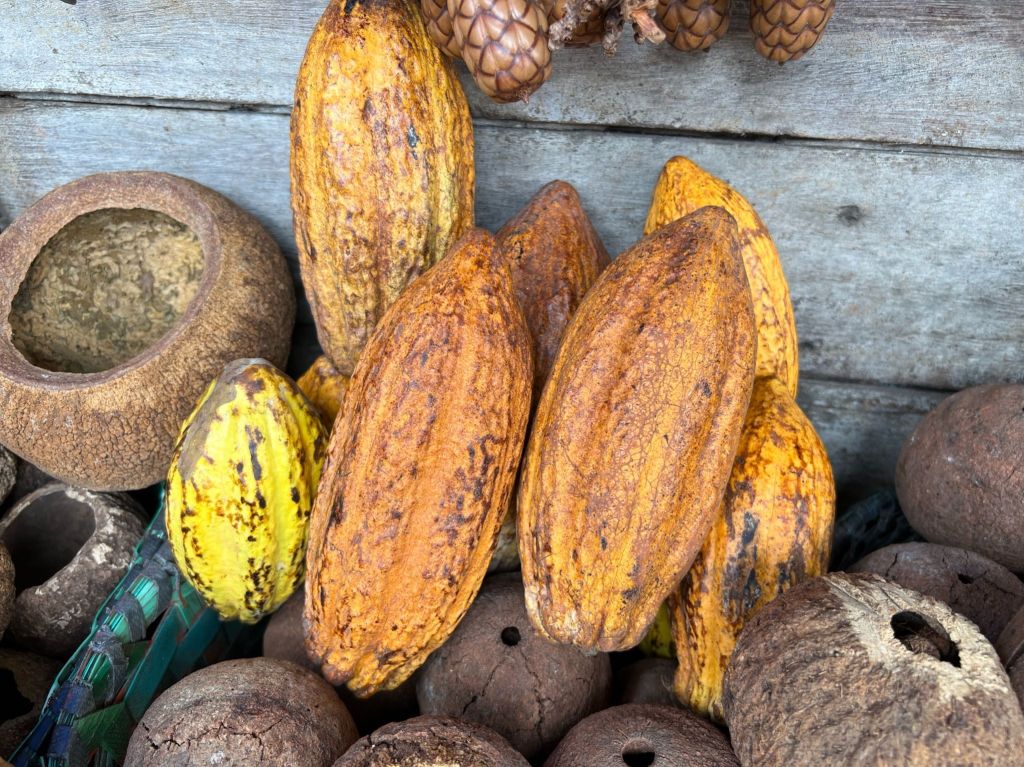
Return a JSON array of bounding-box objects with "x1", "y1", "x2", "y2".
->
[{"x1": 0, "y1": 0, "x2": 1021, "y2": 502}]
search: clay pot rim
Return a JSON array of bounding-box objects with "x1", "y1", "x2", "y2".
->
[{"x1": 0, "y1": 171, "x2": 223, "y2": 389}]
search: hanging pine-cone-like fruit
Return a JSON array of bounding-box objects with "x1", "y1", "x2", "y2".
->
[
  {"x1": 547, "y1": 0, "x2": 606, "y2": 47},
  {"x1": 450, "y1": 0, "x2": 552, "y2": 103},
  {"x1": 750, "y1": 0, "x2": 834, "y2": 63},
  {"x1": 422, "y1": 0, "x2": 462, "y2": 57},
  {"x1": 656, "y1": 0, "x2": 729, "y2": 52}
]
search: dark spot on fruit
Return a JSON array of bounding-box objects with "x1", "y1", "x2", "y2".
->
[
  {"x1": 622, "y1": 587, "x2": 640, "y2": 601},
  {"x1": 957, "y1": 573, "x2": 975, "y2": 585},
  {"x1": 501, "y1": 626, "x2": 521, "y2": 646},
  {"x1": 699, "y1": 379, "x2": 712, "y2": 397},
  {"x1": 407, "y1": 125, "x2": 419, "y2": 148},
  {"x1": 600, "y1": 536, "x2": 607, "y2": 550}
]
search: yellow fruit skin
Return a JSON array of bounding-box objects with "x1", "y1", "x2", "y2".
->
[
  {"x1": 671, "y1": 376, "x2": 835, "y2": 721},
  {"x1": 518, "y1": 207, "x2": 757, "y2": 653},
  {"x1": 638, "y1": 603, "x2": 676, "y2": 658},
  {"x1": 290, "y1": 0, "x2": 475, "y2": 376},
  {"x1": 644, "y1": 156, "x2": 799, "y2": 395},
  {"x1": 297, "y1": 355, "x2": 350, "y2": 428},
  {"x1": 166, "y1": 359, "x2": 327, "y2": 624},
  {"x1": 306, "y1": 229, "x2": 533, "y2": 697}
]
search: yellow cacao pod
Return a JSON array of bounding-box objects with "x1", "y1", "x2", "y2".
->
[
  {"x1": 518, "y1": 207, "x2": 757, "y2": 652},
  {"x1": 297, "y1": 355, "x2": 349, "y2": 429},
  {"x1": 671, "y1": 375, "x2": 835, "y2": 721},
  {"x1": 291, "y1": 0, "x2": 475, "y2": 376},
  {"x1": 638, "y1": 603, "x2": 675, "y2": 658},
  {"x1": 644, "y1": 156, "x2": 798, "y2": 395},
  {"x1": 166, "y1": 359, "x2": 327, "y2": 624},
  {"x1": 306, "y1": 229, "x2": 533, "y2": 696}
]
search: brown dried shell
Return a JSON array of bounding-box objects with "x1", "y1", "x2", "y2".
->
[
  {"x1": 518, "y1": 207, "x2": 756, "y2": 652},
  {"x1": 306, "y1": 229, "x2": 533, "y2": 696},
  {"x1": 450, "y1": 0, "x2": 552, "y2": 103}
]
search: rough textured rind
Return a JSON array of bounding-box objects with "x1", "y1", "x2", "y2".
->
[
  {"x1": 335, "y1": 716, "x2": 530, "y2": 767},
  {"x1": 291, "y1": 0, "x2": 475, "y2": 376},
  {"x1": 851, "y1": 542, "x2": 1024, "y2": 643},
  {"x1": 896, "y1": 384, "x2": 1024, "y2": 572},
  {"x1": 671, "y1": 375, "x2": 835, "y2": 721},
  {"x1": 166, "y1": 359, "x2": 326, "y2": 624},
  {"x1": 0, "y1": 172, "x2": 294, "y2": 490},
  {"x1": 297, "y1": 354, "x2": 350, "y2": 429},
  {"x1": 123, "y1": 658, "x2": 357, "y2": 767},
  {"x1": 657, "y1": 0, "x2": 730, "y2": 52},
  {"x1": 0, "y1": 649, "x2": 62, "y2": 756},
  {"x1": 518, "y1": 207, "x2": 756, "y2": 652},
  {"x1": 724, "y1": 572, "x2": 1024, "y2": 766},
  {"x1": 490, "y1": 180, "x2": 609, "y2": 574},
  {"x1": 614, "y1": 658, "x2": 681, "y2": 707},
  {"x1": 0, "y1": 483, "x2": 146, "y2": 657},
  {"x1": 996, "y1": 606, "x2": 1024, "y2": 706},
  {"x1": 0, "y1": 446, "x2": 15, "y2": 507},
  {"x1": 417, "y1": 573, "x2": 611, "y2": 760},
  {"x1": 750, "y1": 0, "x2": 834, "y2": 63},
  {"x1": 644, "y1": 156, "x2": 798, "y2": 395},
  {"x1": 544, "y1": 704, "x2": 739, "y2": 767},
  {"x1": 306, "y1": 229, "x2": 533, "y2": 696},
  {"x1": 451, "y1": 0, "x2": 552, "y2": 103},
  {"x1": 0, "y1": 543, "x2": 13, "y2": 640}
]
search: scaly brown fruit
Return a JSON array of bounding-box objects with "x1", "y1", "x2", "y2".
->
[
  {"x1": 297, "y1": 355, "x2": 349, "y2": 429},
  {"x1": 750, "y1": 0, "x2": 834, "y2": 63},
  {"x1": 547, "y1": 0, "x2": 607, "y2": 46},
  {"x1": 548, "y1": 0, "x2": 664, "y2": 52},
  {"x1": 518, "y1": 207, "x2": 756, "y2": 652},
  {"x1": 671, "y1": 376, "x2": 835, "y2": 721},
  {"x1": 657, "y1": 0, "x2": 729, "y2": 51},
  {"x1": 451, "y1": 0, "x2": 552, "y2": 103},
  {"x1": 291, "y1": 0, "x2": 475, "y2": 376},
  {"x1": 306, "y1": 229, "x2": 533, "y2": 696},
  {"x1": 422, "y1": 0, "x2": 463, "y2": 57},
  {"x1": 645, "y1": 156, "x2": 798, "y2": 395}
]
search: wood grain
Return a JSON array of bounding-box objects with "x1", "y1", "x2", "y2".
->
[
  {"x1": 3, "y1": 99, "x2": 1019, "y2": 391},
  {"x1": 1, "y1": 1, "x2": 1021, "y2": 150}
]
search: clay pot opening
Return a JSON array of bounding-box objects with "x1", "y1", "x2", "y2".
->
[
  {"x1": 500, "y1": 626, "x2": 521, "y2": 646},
  {"x1": 0, "y1": 493, "x2": 96, "y2": 591},
  {"x1": 8, "y1": 207, "x2": 204, "y2": 374},
  {"x1": 621, "y1": 739, "x2": 657, "y2": 767},
  {"x1": 0, "y1": 668, "x2": 33, "y2": 720},
  {"x1": 891, "y1": 610, "x2": 961, "y2": 667}
]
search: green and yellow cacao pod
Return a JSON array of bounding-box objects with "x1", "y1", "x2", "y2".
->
[
  {"x1": 166, "y1": 359, "x2": 327, "y2": 624},
  {"x1": 518, "y1": 206, "x2": 757, "y2": 652},
  {"x1": 671, "y1": 375, "x2": 835, "y2": 720},
  {"x1": 291, "y1": 0, "x2": 475, "y2": 376},
  {"x1": 306, "y1": 229, "x2": 533, "y2": 696}
]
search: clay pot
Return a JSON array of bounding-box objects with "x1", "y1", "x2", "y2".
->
[
  {"x1": 0, "y1": 483, "x2": 147, "y2": 657},
  {"x1": 0, "y1": 172, "x2": 295, "y2": 490},
  {"x1": 0, "y1": 648, "x2": 62, "y2": 756}
]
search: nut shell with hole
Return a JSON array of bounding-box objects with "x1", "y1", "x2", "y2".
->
[
  {"x1": 0, "y1": 648, "x2": 62, "y2": 756},
  {"x1": 0, "y1": 483, "x2": 147, "y2": 657},
  {"x1": 544, "y1": 703, "x2": 738, "y2": 766},
  {"x1": 723, "y1": 572, "x2": 1024, "y2": 766},
  {"x1": 417, "y1": 573, "x2": 611, "y2": 760},
  {"x1": 0, "y1": 172, "x2": 295, "y2": 491}
]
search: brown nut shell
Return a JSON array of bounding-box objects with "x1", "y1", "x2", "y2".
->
[
  {"x1": 723, "y1": 572, "x2": 1024, "y2": 766},
  {"x1": 306, "y1": 229, "x2": 533, "y2": 696},
  {"x1": 657, "y1": 0, "x2": 730, "y2": 51},
  {"x1": 0, "y1": 172, "x2": 294, "y2": 490},
  {"x1": 518, "y1": 207, "x2": 756, "y2": 652},
  {"x1": 850, "y1": 542, "x2": 1024, "y2": 643},
  {"x1": 749, "y1": 0, "x2": 834, "y2": 63},
  {"x1": 451, "y1": 0, "x2": 552, "y2": 103}
]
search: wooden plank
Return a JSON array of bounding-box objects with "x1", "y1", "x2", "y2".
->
[
  {"x1": 1, "y1": 1, "x2": 1021, "y2": 150},
  {"x1": 1, "y1": 98, "x2": 1021, "y2": 392}
]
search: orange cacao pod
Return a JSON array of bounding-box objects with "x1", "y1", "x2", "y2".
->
[
  {"x1": 750, "y1": 0, "x2": 834, "y2": 63},
  {"x1": 671, "y1": 375, "x2": 835, "y2": 721},
  {"x1": 518, "y1": 207, "x2": 757, "y2": 652},
  {"x1": 645, "y1": 156, "x2": 798, "y2": 395},
  {"x1": 305, "y1": 229, "x2": 533, "y2": 696}
]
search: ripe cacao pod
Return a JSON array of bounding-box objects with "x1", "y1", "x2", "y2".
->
[
  {"x1": 291, "y1": 0, "x2": 475, "y2": 376},
  {"x1": 306, "y1": 229, "x2": 533, "y2": 696},
  {"x1": 750, "y1": 0, "x2": 834, "y2": 63},
  {"x1": 450, "y1": 0, "x2": 552, "y2": 103},
  {"x1": 297, "y1": 355, "x2": 349, "y2": 429},
  {"x1": 489, "y1": 180, "x2": 610, "y2": 574},
  {"x1": 518, "y1": 207, "x2": 757, "y2": 652},
  {"x1": 670, "y1": 375, "x2": 834, "y2": 721},
  {"x1": 166, "y1": 359, "x2": 327, "y2": 624},
  {"x1": 645, "y1": 156, "x2": 798, "y2": 395}
]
